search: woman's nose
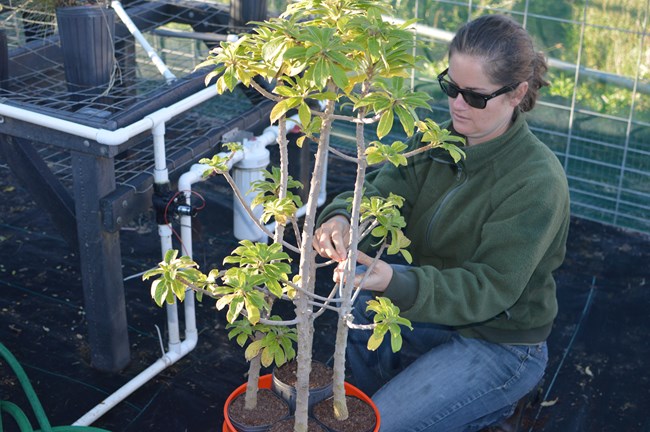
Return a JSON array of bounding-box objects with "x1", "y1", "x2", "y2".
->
[{"x1": 451, "y1": 93, "x2": 469, "y2": 109}]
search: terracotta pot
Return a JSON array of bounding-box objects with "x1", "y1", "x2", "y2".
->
[
  {"x1": 223, "y1": 375, "x2": 380, "y2": 432},
  {"x1": 268, "y1": 416, "x2": 327, "y2": 432}
]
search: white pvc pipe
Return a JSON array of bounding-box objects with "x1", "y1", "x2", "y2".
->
[
  {"x1": 152, "y1": 122, "x2": 169, "y2": 185},
  {"x1": 75, "y1": 163, "x2": 214, "y2": 427},
  {"x1": 73, "y1": 336, "x2": 197, "y2": 426},
  {"x1": 0, "y1": 19, "x2": 223, "y2": 427},
  {"x1": 74, "y1": 151, "x2": 198, "y2": 426},
  {"x1": 0, "y1": 85, "x2": 219, "y2": 146},
  {"x1": 111, "y1": 0, "x2": 177, "y2": 83},
  {"x1": 76, "y1": 103, "x2": 326, "y2": 428},
  {"x1": 385, "y1": 15, "x2": 650, "y2": 94},
  {"x1": 158, "y1": 223, "x2": 181, "y2": 349},
  {"x1": 75, "y1": 191, "x2": 193, "y2": 425},
  {"x1": 382, "y1": 15, "x2": 454, "y2": 42},
  {"x1": 70, "y1": 116, "x2": 206, "y2": 425}
]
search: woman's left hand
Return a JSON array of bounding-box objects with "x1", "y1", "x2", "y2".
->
[{"x1": 333, "y1": 251, "x2": 393, "y2": 293}]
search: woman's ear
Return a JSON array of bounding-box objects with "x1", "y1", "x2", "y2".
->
[{"x1": 511, "y1": 81, "x2": 529, "y2": 107}]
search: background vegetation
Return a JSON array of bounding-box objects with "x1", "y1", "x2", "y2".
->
[{"x1": 212, "y1": 0, "x2": 650, "y2": 234}]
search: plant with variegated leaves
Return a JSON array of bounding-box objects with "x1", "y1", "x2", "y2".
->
[{"x1": 145, "y1": 1, "x2": 465, "y2": 431}]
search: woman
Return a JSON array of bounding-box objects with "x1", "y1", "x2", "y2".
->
[{"x1": 313, "y1": 14, "x2": 570, "y2": 432}]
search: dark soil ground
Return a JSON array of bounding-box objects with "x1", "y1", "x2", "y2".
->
[{"x1": 1, "y1": 154, "x2": 649, "y2": 432}]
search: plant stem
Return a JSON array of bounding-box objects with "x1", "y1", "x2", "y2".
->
[
  {"x1": 292, "y1": 94, "x2": 336, "y2": 432},
  {"x1": 331, "y1": 100, "x2": 369, "y2": 421},
  {"x1": 244, "y1": 351, "x2": 262, "y2": 410},
  {"x1": 274, "y1": 115, "x2": 289, "y2": 244}
]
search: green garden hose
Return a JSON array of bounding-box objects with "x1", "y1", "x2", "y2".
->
[{"x1": 0, "y1": 342, "x2": 111, "y2": 432}]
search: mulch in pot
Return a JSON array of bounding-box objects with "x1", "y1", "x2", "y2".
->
[
  {"x1": 312, "y1": 395, "x2": 376, "y2": 432},
  {"x1": 228, "y1": 388, "x2": 290, "y2": 428},
  {"x1": 273, "y1": 360, "x2": 333, "y2": 388}
]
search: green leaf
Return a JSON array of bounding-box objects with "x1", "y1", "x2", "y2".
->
[
  {"x1": 244, "y1": 296, "x2": 262, "y2": 325},
  {"x1": 150, "y1": 280, "x2": 166, "y2": 307},
  {"x1": 367, "y1": 331, "x2": 384, "y2": 351},
  {"x1": 266, "y1": 279, "x2": 284, "y2": 298},
  {"x1": 283, "y1": 46, "x2": 307, "y2": 60},
  {"x1": 261, "y1": 347, "x2": 274, "y2": 367},
  {"x1": 367, "y1": 322, "x2": 389, "y2": 351},
  {"x1": 226, "y1": 297, "x2": 244, "y2": 323},
  {"x1": 394, "y1": 104, "x2": 415, "y2": 137},
  {"x1": 244, "y1": 340, "x2": 263, "y2": 361},
  {"x1": 274, "y1": 349, "x2": 287, "y2": 367},
  {"x1": 222, "y1": 69, "x2": 239, "y2": 92},
  {"x1": 298, "y1": 102, "x2": 311, "y2": 130},
  {"x1": 390, "y1": 331, "x2": 403, "y2": 352},
  {"x1": 274, "y1": 86, "x2": 299, "y2": 97},
  {"x1": 330, "y1": 64, "x2": 349, "y2": 90},
  {"x1": 377, "y1": 110, "x2": 394, "y2": 139},
  {"x1": 313, "y1": 57, "x2": 328, "y2": 88},
  {"x1": 270, "y1": 99, "x2": 291, "y2": 124},
  {"x1": 368, "y1": 37, "x2": 380, "y2": 59},
  {"x1": 236, "y1": 332, "x2": 248, "y2": 347}
]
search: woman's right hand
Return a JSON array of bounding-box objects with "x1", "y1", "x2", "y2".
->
[{"x1": 312, "y1": 215, "x2": 351, "y2": 262}]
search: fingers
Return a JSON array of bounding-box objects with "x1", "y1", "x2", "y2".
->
[
  {"x1": 331, "y1": 251, "x2": 391, "y2": 293},
  {"x1": 355, "y1": 250, "x2": 373, "y2": 265},
  {"x1": 313, "y1": 216, "x2": 350, "y2": 261},
  {"x1": 313, "y1": 226, "x2": 343, "y2": 261},
  {"x1": 333, "y1": 260, "x2": 346, "y2": 284}
]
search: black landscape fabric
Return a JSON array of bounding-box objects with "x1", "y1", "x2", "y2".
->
[{"x1": 1, "y1": 157, "x2": 649, "y2": 432}]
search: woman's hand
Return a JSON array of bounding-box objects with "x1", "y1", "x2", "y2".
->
[
  {"x1": 334, "y1": 250, "x2": 393, "y2": 293},
  {"x1": 313, "y1": 215, "x2": 351, "y2": 262}
]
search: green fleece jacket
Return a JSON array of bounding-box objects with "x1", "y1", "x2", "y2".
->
[{"x1": 317, "y1": 114, "x2": 570, "y2": 344}]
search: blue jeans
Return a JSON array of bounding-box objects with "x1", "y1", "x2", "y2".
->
[{"x1": 347, "y1": 290, "x2": 548, "y2": 432}]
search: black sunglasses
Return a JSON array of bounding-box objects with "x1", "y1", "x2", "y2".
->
[{"x1": 437, "y1": 68, "x2": 520, "y2": 109}]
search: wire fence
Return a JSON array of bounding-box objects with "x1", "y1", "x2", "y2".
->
[
  {"x1": 272, "y1": 0, "x2": 650, "y2": 234},
  {"x1": 400, "y1": 0, "x2": 650, "y2": 235},
  {"x1": 3, "y1": 0, "x2": 648, "y2": 234}
]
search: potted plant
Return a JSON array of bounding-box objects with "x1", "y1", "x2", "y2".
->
[{"x1": 144, "y1": 1, "x2": 465, "y2": 431}]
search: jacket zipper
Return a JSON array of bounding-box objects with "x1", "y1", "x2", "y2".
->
[{"x1": 425, "y1": 165, "x2": 468, "y2": 244}]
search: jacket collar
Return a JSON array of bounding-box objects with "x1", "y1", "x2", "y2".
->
[{"x1": 438, "y1": 113, "x2": 529, "y2": 174}]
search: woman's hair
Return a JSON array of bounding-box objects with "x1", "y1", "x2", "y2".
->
[{"x1": 449, "y1": 14, "x2": 549, "y2": 112}]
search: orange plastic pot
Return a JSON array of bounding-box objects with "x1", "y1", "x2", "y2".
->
[{"x1": 223, "y1": 374, "x2": 380, "y2": 432}]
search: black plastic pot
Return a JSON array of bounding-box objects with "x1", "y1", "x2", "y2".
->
[
  {"x1": 271, "y1": 361, "x2": 334, "y2": 415},
  {"x1": 229, "y1": 0, "x2": 267, "y2": 29},
  {"x1": 0, "y1": 29, "x2": 8, "y2": 90},
  {"x1": 55, "y1": 5, "x2": 115, "y2": 99}
]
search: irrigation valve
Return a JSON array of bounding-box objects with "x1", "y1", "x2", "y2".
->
[
  {"x1": 176, "y1": 203, "x2": 197, "y2": 217},
  {"x1": 153, "y1": 186, "x2": 198, "y2": 225}
]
